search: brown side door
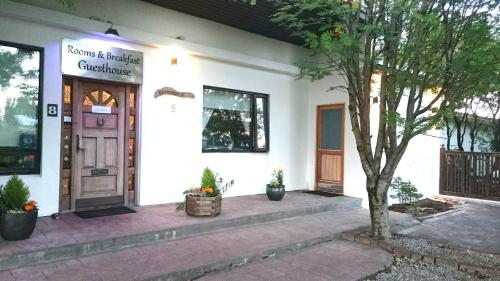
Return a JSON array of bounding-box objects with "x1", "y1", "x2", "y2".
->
[
  {"x1": 72, "y1": 80, "x2": 126, "y2": 210},
  {"x1": 316, "y1": 104, "x2": 345, "y2": 194}
]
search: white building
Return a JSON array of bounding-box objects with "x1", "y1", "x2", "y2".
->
[{"x1": 0, "y1": 0, "x2": 442, "y2": 216}]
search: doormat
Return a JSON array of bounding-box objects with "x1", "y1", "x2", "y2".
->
[
  {"x1": 74, "y1": 206, "x2": 136, "y2": 219},
  {"x1": 302, "y1": 190, "x2": 343, "y2": 197}
]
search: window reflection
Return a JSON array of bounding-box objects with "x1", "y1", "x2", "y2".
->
[
  {"x1": 0, "y1": 42, "x2": 42, "y2": 174},
  {"x1": 202, "y1": 87, "x2": 269, "y2": 152}
]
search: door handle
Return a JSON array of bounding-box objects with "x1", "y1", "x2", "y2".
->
[{"x1": 76, "y1": 134, "x2": 85, "y2": 151}]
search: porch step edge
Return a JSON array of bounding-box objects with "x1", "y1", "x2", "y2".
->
[
  {"x1": 144, "y1": 233, "x2": 342, "y2": 281},
  {"x1": 0, "y1": 197, "x2": 361, "y2": 271}
]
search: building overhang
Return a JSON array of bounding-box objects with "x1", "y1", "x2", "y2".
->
[{"x1": 141, "y1": 0, "x2": 302, "y2": 45}]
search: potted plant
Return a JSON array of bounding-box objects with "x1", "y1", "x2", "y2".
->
[
  {"x1": 266, "y1": 167, "x2": 285, "y2": 201},
  {"x1": 183, "y1": 168, "x2": 223, "y2": 217},
  {"x1": 0, "y1": 175, "x2": 38, "y2": 241}
]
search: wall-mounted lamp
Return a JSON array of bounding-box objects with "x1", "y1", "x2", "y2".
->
[
  {"x1": 154, "y1": 87, "x2": 195, "y2": 99},
  {"x1": 171, "y1": 56, "x2": 178, "y2": 66},
  {"x1": 104, "y1": 21, "x2": 120, "y2": 37}
]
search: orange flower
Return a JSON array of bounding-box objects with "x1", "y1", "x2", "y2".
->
[
  {"x1": 202, "y1": 187, "x2": 214, "y2": 193},
  {"x1": 23, "y1": 200, "x2": 37, "y2": 212},
  {"x1": 23, "y1": 204, "x2": 34, "y2": 212}
]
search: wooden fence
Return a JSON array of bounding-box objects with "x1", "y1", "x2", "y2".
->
[{"x1": 440, "y1": 147, "x2": 500, "y2": 201}]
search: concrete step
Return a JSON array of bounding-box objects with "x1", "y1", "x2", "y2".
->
[
  {"x1": 3, "y1": 208, "x2": 377, "y2": 281},
  {"x1": 197, "y1": 240, "x2": 394, "y2": 281},
  {"x1": 0, "y1": 195, "x2": 362, "y2": 271}
]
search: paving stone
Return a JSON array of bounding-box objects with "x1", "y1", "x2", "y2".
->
[
  {"x1": 376, "y1": 240, "x2": 395, "y2": 252},
  {"x1": 435, "y1": 257, "x2": 459, "y2": 269},
  {"x1": 1, "y1": 207, "x2": 406, "y2": 281},
  {"x1": 410, "y1": 252, "x2": 424, "y2": 262},
  {"x1": 9, "y1": 262, "x2": 56, "y2": 281},
  {"x1": 397, "y1": 202, "x2": 500, "y2": 254},
  {"x1": 355, "y1": 235, "x2": 372, "y2": 245},
  {"x1": 459, "y1": 263, "x2": 484, "y2": 274},
  {"x1": 392, "y1": 246, "x2": 412, "y2": 258},
  {"x1": 341, "y1": 232, "x2": 355, "y2": 241},
  {"x1": 422, "y1": 255, "x2": 436, "y2": 264},
  {"x1": 0, "y1": 192, "x2": 365, "y2": 271},
  {"x1": 0, "y1": 270, "x2": 15, "y2": 281},
  {"x1": 199, "y1": 240, "x2": 393, "y2": 281}
]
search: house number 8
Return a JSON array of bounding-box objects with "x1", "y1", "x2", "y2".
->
[{"x1": 47, "y1": 104, "x2": 58, "y2": 117}]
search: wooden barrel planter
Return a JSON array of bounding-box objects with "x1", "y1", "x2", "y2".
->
[{"x1": 185, "y1": 195, "x2": 222, "y2": 217}]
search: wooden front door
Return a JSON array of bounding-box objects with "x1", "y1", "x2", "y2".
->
[
  {"x1": 316, "y1": 104, "x2": 344, "y2": 194},
  {"x1": 72, "y1": 81, "x2": 126, "y2": 210}
]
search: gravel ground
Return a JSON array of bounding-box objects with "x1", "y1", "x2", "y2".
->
[
  {"x1": 366, "y1": 258, "x2": 500, "y2": 281},
  {"x1": 388, "y1": 236, "x2": 500, "y2": 269}
]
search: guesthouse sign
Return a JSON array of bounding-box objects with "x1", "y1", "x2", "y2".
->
[{"x1": 61, "y1": 39, "x2": 143, "y2": 83}]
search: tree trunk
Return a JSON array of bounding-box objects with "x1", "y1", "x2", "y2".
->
[
  {"x1": 366, "y1": 176, "x2": 391, "y2": 240},
  {"x1": 444, "y1": 117, "x2": 453, "y2": 150},
  {"x1": 470, "y1": 135, "x2": 476, "y2": 152}
]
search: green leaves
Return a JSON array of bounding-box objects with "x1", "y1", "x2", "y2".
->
[
  {"x1": 201, "y1": 167, "x2": 217, "y2": 190},
  {"x1": 390, "y1": 176, "x2": 422, "y2": 204},
  {"x1": 0, "y1": 175, "x2": 30, "y2": 214}
]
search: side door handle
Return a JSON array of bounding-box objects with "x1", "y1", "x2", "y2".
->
[{"x1": 76, "y1": 134, "x2": 85, "y2": 152}]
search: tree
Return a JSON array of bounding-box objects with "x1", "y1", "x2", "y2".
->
[
  {"x1": 444, "y1": 96, "x2": 494, "y2": 152},
  {"x1": 250, "y1": 0, "x2": 499, "y2": 239},
  {"x1": 486, "y1": 92, "x2": 500, "y2": 151},
  {"x1": 442, "y1": 18, "x2": 500, "y2": 152}
]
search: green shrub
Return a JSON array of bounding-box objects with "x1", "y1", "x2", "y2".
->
[
  {"x1": 0, "y1": 175, "x2": 30, "y2": 213},
  {"x1": 268, "y1": 167, "x2": 284, "y2": 187},
  {"x1": 200, "y1": 167, "x2": 220, "y2": 197},
  {"x1": 390, "y1": 176, "x2": 422, "y2": 204},
  {"x1": 201, "y1": 167, "x2": 217, "y2": 189}
]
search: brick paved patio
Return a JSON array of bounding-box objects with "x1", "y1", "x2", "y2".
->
[
  {"x1": 0, "y1": 192, "x2": 413, "y2": 280},
  {"x1": 397, "y1": 201, "x2": 500, "y2": 254},
  {"x1": 0, "y1": 192, "x2": 357, "y2": 258},
  {"x1": 199, "y1": 240, "x2": 393, "y2": 281},
  {"x1": 2, "y1": 209, "x2": 401, "y2": 281}
]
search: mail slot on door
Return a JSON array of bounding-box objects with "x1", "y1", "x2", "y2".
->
[
  {"x1": 91, "y1": 169, "x2": 109, "y2": 176},
  {"x1": 83, "y1": 113, "x2": 117, "y2": 129}
]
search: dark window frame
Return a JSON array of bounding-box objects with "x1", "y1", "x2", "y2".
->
[
  {"x1": 0, "y1": 40, "x2": 44, "y2": 175},
  {"x1": 202, "y1": 85, "x2": 269, "y2": 153}
]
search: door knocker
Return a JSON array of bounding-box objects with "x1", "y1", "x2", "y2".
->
[{"x1": 97, "y1": 117, "x2": 105, "y2": 127}]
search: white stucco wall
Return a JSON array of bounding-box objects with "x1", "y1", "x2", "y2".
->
[
  {"x1": 0, "y1": 0, "x2": 444, "y2": 216},
  {"x1": 13, "y1": 0, "x2": 307, "y2": 66},
  {"x1": 0, "y1": 16, "x2": 64, "y2": 216},
  {"x1": 306, "y1": 77, "x2": 368, "y2": 205},
  {"x1": 138, "y1": 49, "x2": 309, "y2": 205},
  {"x1": 0, "y1": 0, "x2": 309, "y2": 215},
  {"x1": 306, "y1": 75, "x2": 442, "y2": 207}
]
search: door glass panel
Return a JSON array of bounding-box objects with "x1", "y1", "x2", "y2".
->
[
  {"x1": 102, "y1": 91, "x2": 111, "y2": 103},
  {"x1": 129, "y1": 92, "x2": 136, "y2": 108},
  {"x1": 64, "y1": 85, "x2": 72, "y2": 104},
  {"x1": 321, "y1": 109, "x2": 342, "y2": 150},
  {"x1": 105, "y1": 97, "x2": 117, "y2": 107},
  {"x1": 83, "y1": 96, "x2": 95, "y2": 105},
  {"x1": 90, "y1": 90, "x2": 99, "y2": 102},
  {"x1": 83, "y1": 90, "x2": 117, "y2": 107}
]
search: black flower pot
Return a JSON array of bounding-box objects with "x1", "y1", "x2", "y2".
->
[
  {"x1": 0, "y1": 211, "x2": 38, "y2": 241},
  {"x1": 266, "y1": 185, "x2": 285, "y2": 201}
]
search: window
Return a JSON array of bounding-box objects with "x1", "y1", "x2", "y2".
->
[
  {"x1": 202, "y1": 86, "x2": 269, "y2": 152},
  {"x1": 0, "y1": 41, "x2": 43, "y2": 175}
]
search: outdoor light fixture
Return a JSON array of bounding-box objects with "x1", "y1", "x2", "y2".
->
[
  {"x1": 104, "y1": 21, "x2": 120, "y2": 37},
  {"x1": 171, "y1": 56, "x2": 178, "y2": 66}
]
